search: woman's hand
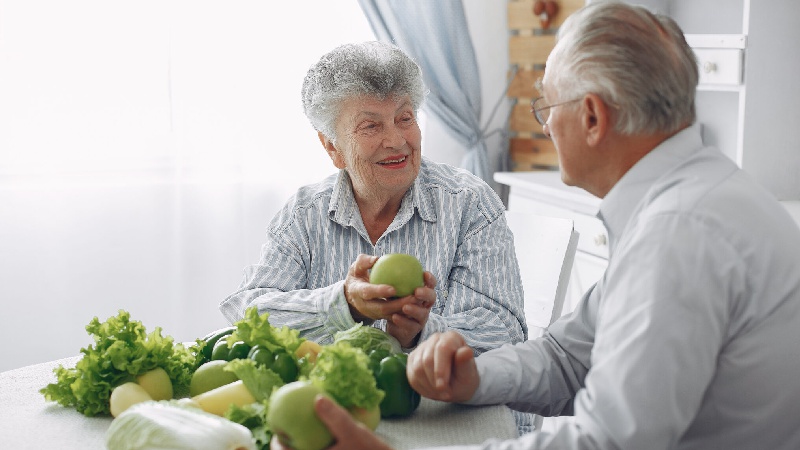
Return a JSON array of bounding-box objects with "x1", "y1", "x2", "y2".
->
[
  {"x1": 407, "y1": 331, "x2": 480, "y2": 403},
  {"x1": 343, "y1": 255, "x2": 436, "y2": 347},
  {"x1": 385, "y1": 271, "x2": 435, "y2": 348},
  {"x1": 270, "y1": 395, "x2": 394, "y2": 450}
]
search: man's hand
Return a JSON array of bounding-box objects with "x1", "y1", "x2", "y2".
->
[
  {"x1": 344, "y1": 254, "x2": 436, "y2": 348},
  {"x1": 269, "y1": 395, "x2": 394, "y2": 450},
  {"x1": 407, "y1": 331, "x2": 480, "y2": 403}
]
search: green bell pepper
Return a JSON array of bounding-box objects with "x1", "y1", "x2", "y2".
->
[{"x1": 369, "y1": 350, "x2": 421, "y2": 418}]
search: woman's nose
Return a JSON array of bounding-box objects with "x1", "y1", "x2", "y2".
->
[
  {"x1": 383, "y1": 125, "x2": 406, "y2": 148},
  {"x1": 542, "y1": 122, "x2": 551, "y2": 138}
]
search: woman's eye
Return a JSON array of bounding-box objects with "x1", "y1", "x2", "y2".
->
[{"x1": 398, "y1": 115, "x2": 415, "y2": 125}]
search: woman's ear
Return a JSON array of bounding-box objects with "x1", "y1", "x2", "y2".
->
[
  {"x1": 318, "y1": 132, "x2": 346, "y2": 169},
  {"x1": 582, "y1": 93, "x2": 610, "y2": 147}
]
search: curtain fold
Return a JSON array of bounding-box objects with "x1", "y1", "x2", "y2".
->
[{"x1": 358, "y1": 0, "x2": 491, "y2": 182}]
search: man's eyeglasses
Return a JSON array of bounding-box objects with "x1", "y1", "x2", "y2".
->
[{"x1": 530, "y1": 97, "x2": 581, "y2": 126}]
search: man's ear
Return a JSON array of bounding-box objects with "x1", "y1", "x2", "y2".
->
[
  {"x1": 318, "y1": 132, "x2": 346, "y2": 169},
  {"x1": 582, "y1": 93, "x2": 610, "y2": 147}
]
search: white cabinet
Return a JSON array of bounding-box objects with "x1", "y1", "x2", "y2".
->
[
  {"x1": 495, "y1": 171, "x2": 606, "y2": 315},
  {"x1": 628, "y1": 0, "x2": 800, "y2": 200}
]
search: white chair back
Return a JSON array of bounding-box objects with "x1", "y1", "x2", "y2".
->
[
  {"x1": 505, "y1": 210, "x2": 580, "y2": 433},
  {"x1": 505, "y1": 210, "x2": 580, "y2": 336}
]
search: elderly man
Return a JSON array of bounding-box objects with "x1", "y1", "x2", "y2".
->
[{"x1": 275, "y1": 2, "x2": 800, "y2": 450}]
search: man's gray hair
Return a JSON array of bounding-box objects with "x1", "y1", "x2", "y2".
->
[
  {"x1": 301, "y1": 41, "x2": 427, "y2": 142},
  {"x1": 548, "y1": 1, "x2": 698, "y2": 135}
]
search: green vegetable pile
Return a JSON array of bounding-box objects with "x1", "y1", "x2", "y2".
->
[
  {"x1": 40, "y1": 308, "x2": 422, "y2": 449},
  {"x1": 334, "y1": 323, "x2": 420, "y2": 418},
  {"x1": 40, "y1": 310, "x2": 198, "y2": 416}
]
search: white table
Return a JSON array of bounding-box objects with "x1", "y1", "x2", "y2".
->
[{"x1": 0, "y1": 356, "x2": 518, "y2": 450}]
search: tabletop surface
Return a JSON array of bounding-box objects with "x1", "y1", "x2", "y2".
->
[{"x1": 0, "y1": 356, "x2": 518, "y2": 450}]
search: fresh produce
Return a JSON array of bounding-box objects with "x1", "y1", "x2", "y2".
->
[
  {"x1": 109, "y1": 382, "x2": 153, "y2": 418},
  {"x1": 307, "y1": 341, "x2": 384, "y2": 411},
  {"x1": 48, "y1": 308, "x2": 423, "y2": 450},
  {"x1": 349, "y1": 404, "x2": 381, "y2": 431},
  {"x1": 106, "y1": 400, "x2": 256, "y2": 450},
  {"x1": 335, "y1": 324, "x2": 420, "y2": 418},
  {"x1": 369, "y1": 253, "x2": 424, "y2": 297},
  {"x1": 334, "y1": 322, "x2": 403, "y2": 355},
  {"x1": 267, "y1": 381, "x2": 335, "y2": 450},
  {"x1": 193, "y1": 380, "x2": 256, "y2": 417},
  {"x1": 294, "y1": 340, "x2": 323, "y2": 363},
  {"x1": 190, "y1": 360, "x2": 239, "y2": 397},
  {"x1": 192, "y1": 359, "x2": 281, "y2": 416},
  {"x1": 371, "y1": 351, "x2": 421, "y2": 418},
  {"x1": 39, "y1": 310, "x2": 198, "y2": 416},
  {"x1": 136, "y1": 367, "x2": 173, "y2": 401},
  {"x1": 199, "y1": 326, "x2": 236, "y2": 363}
]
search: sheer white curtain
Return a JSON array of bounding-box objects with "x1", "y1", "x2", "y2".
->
[{"x1": 0, "y1": 0, "x2": 375, "y2": 371}]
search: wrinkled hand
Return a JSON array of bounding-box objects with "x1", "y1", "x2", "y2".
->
[
  {"x1": 343, "y1": 254, "x2": 436, "y2": 348},
  {"x1": 385, "y1": 271, "x2": 435, "y2": 348},
  {"x1": 269, "y1": 395, "x2": 394, "y2": 450},
  {"x1": 407, "y1": 331, "x2": 480, "y2": 403}
]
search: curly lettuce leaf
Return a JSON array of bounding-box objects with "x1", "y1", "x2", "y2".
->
[
  {"x1": 229, "y1": 308, "x2": 303, "y2": 353},
  {"x1": 226, "y1": 401, "x2": 271, "y2": 450},
  {"x1": 308, "y1": 342, "x2": 384, "y2": 410},
  {"x1": 225, "y1": 359, "x2": 284, "y2": 402},
  {"x1": 39, "y1": 310, "x2": 197, "y2": 416}
]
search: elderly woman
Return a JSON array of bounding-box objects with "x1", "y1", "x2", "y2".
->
[{"x1": 219, "y1": 41, "x2": 526, "y2": 356}]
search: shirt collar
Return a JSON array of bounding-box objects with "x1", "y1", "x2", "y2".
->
[
  {"x1": 598, "y1": 123, "x2": 705, "y2": 253},
  {"x1": 327, "y1": 160, "x2": 438, "y2": 228}
]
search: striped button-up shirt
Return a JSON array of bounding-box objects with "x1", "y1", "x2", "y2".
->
[{"x1": 219, "y1": 157, "x2": 527, "y2": 354}]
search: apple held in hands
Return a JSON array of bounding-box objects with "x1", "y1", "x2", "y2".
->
[{"x1": 369, "y1": 253, "x2": 425, "y2": 298}]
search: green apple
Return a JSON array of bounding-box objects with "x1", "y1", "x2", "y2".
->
[
  {"x1": 369, "y1": 253, "x2": 424, "y2": 297},
  {"x1": 189, "y1": 360, "x2": 238, "y2": 397},
  {"x1": 267, "y1": 381, "x2": 334, "y2": 450}
]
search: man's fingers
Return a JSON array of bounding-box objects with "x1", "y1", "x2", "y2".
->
[{"x1": 315, "y1": 395, "x2": 356, "y2": 437}]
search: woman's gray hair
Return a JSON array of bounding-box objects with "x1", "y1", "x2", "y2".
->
[
  {"x1": 548, "y1": 1, "x2": 698, "y2": 135},
  {"x1": 301, "y1": 41, "x2": 427, "y2": 142}
]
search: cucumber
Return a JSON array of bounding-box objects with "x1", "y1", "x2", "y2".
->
[{"x1": 200, "y1": 326, "x2": 236, "y2": 361}]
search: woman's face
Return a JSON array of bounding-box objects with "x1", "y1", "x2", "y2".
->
[{"x1": 326, "y1": 95, "x2": 422, "y2": 201}]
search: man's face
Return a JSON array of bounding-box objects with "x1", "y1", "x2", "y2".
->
[
  {"x1": 328, "y1": 95, "x2": 422, "y2": 201},
  {"x1": 541, "y1": 71, "x2": 587, "y2": 189}
]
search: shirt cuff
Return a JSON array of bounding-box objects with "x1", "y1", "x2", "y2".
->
[
  {"x1": 465, "y1": 347, "x2": 514, "y2": 405},
  {"x1": 320, "y1": 280, "x2": 358, "y2": 339}
]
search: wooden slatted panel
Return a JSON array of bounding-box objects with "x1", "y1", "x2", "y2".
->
[
  {"x1": 509, "y1": 34, "x2": 555, "y2": 65},
  {"x1": 510, "y1": 137, "x2": 559, "y2": 170},
  {"x1": 508, "y1": 68, "x2": 545, "y2": 99},
  {"x1": 508, "y1": 0, "x2": 586, "y2": 31},
  {"x1": 509, "y1": 101, "x2": 542, "y2": 134}
]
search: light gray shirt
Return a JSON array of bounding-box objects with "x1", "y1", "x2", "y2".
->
[
  {"x1": 219, "y1": 157, "x2": 527, "y2": 353},
  {"x1": 442, "y1": 125, "x2": 800, "y2": 450}
]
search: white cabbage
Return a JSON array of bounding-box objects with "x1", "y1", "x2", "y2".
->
[{"x1": 106, "y1": 400, "x2": 256, "y2": 450}]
